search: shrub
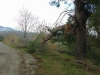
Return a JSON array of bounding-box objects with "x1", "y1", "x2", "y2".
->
[
  {"x1": 27, "y1": 33, "x2": 45, "y2": 53},
  {"x1": 0, "y1": 35, "x2": 4, "y2": 41},
  {"x1": 86, "y1": 35, "x2": 100, "y2": 65},
  {"x1": 27, "y1": 41, "x2": 35, "y2": 53}
]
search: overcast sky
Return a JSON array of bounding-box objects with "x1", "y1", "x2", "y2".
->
[{"x1": 0, "y1": 0, "x2": 73, "y2": 29}]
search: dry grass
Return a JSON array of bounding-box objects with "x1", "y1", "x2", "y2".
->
[{"x1": 3, "y1": 34, "x2": 19, "y2": 45}]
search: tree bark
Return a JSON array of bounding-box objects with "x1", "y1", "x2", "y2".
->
[
  {"x1": 24, "y1": 31, "x2": 26, "y2": 39},
  {"x1": 74, "y1": 0, "x2": 88, "y2": 60},
  {"x1": 75, "y1": 25, "x2": 86, "y2": 60}
]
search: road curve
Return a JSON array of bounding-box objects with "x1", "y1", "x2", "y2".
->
[{"x1": 0, "y1": 42, "x2": 37, "y2": 75}]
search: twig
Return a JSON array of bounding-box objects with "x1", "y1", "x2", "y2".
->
[{"x1": 53, "y1": 3, "x2": 73, "y2": 26}]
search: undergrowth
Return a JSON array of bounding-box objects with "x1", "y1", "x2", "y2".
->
[
  {"x1": 33, "y1": 51, "x2": 100, "y2": 75},
  {"x1": 5, "y1": 38, "x2": 100, "y2": 75}
]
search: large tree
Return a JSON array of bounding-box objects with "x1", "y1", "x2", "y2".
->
[{"x1": 43, "y1": 0, "x2": 99, "y2": 60}]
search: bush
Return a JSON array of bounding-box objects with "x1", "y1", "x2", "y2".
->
[
  {"x1": 86, "y1": 35, "x2": 100, "y2": 65},
  {"x1": 27, "y1": 40, "x2": 42, "y2": 53},
  {"x1": 27, "y1": 41, "x2": 35, "y2": 53},
  {"x1": 27, "y1": 33, "x2": 45, "y2": 53},
  {"x1": 0, "y1": 35, "x2": 4, "y2": 41}
]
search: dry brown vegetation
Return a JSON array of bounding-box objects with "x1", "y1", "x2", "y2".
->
[{"x1": 3, "y1": 34, "x2": 19, "y2": 45}]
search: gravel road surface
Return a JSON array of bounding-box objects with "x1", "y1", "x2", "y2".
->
[{"x1": 0, "y1": 42, "x2": 38, "y2": 75}]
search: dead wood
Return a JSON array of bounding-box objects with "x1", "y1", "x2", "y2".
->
[
  {"x1": 42, "y1": 24, "x2": 75, "y2": 44},
  {"x1": 73, "y1": 60, "x2": 100, "y2": 72},
  {"x1": 42, "y1": 24, "x2": 65, "y2": 44}
]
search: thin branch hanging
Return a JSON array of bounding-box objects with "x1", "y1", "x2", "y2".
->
[{"x1": 53, "y1": 3, "x2": 74, "y2": 26}]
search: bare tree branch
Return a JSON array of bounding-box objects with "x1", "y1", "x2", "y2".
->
[
  {"x1": 42, "y1": 23, "x2": 75, "y2": 44},
  {"x1": 42, "y1": 25, "x2": 64, "y2": 44},
  {"x1": 53, "y1": 3, "x2": 73, "y2": 26}
]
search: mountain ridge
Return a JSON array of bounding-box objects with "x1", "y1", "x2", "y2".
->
[{"x1": 0, "y1": 26, "x2": 14, "y2": 31}]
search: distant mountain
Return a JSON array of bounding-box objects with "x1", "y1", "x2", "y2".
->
[
  {"x1": 0, "y1": 26, "x2": 34, "y2": 39},
  {"x1": 0, "y1": 26, "x2": 14, "y2": 31}
]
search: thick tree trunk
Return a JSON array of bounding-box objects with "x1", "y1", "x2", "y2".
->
[
  {"x1": 74, "y1": 0, "x2": 88, "y2": 60},
  {"x1": 24, "y1": 32, "x2": 26, "y2": 38},
  {"x1": 75, "y1": 24, "x2": 86, "y2": 60}
]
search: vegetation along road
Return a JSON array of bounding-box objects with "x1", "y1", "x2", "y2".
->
[{"x1": 0, "y1": 42, "x2": 38, "y2": 75}]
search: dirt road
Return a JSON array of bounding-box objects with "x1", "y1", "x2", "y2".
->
[{"x1": 0, "y1": 42, "x2": 38, "y2": 75}]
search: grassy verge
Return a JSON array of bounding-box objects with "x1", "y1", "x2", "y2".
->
[
  {"x1": 6, "y1": 43, "x2": 27, "y2": 52},
  {"x1": 6, "y1": 43, "x2": 100, "y2": 75},
  {"x1": 33, "y1": 51, "x2": 100, "y2": 75}
]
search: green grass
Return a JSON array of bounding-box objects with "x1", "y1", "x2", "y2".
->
[
  {"x1": 0, "y1": 39, "x2": 3, "y2": 42},
  {"x1": 33, "y1": 51, "x2": 100, "y2": 75},
  {"x1": 6, "y1": 44, "x2": 27, "y2": 52},
  {"x1": 5, "y1": 42, "x2": 100, "y2": 75},
  {"x1": 19, "y1": 48, "x2": 27, "y2": 52}
]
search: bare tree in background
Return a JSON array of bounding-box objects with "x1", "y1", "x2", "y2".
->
[{"x1": 16, "y1": 7, "x2": 38, "y2": 39}]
